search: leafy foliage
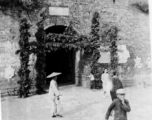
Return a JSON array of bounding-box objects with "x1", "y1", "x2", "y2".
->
[
  {"x1": 89, "y1": 11, "x2": 101, "y2": 67},
  {"x1": 15, "y1": 10, "x2": 119, "y2": 93},
  {"x1": 100, "y1": 24, "x2": 119, "y2": 74},
  {"x1": 45, "y1": 24, "x2": 91, "y2": 52},
  {"x1": 109, "y1": 26, "x2": 119, "y2": 73},
  {"x1": 88, "y1": 12, "x2": 101, "y2": 88},
  {"x1": 131, "y1": 2, "x2": 149, "y2": 14},
  {"x1": 101, "y1": 23, "x2": 112, "y2": 46},
  {"x1": 63, "y1": 24, "x2": 79, "y2": 37},
  {"x1": 88, "y1": 12, "x2": 101, "y2": 53},
  {"x1": 34, "y1": 22, "x2": 46, "y2": 94},
  {"x1": 0, "y1": 0, "x2": 42, "y2": 11},
  {"x1": 45, "y1": 33, "x2": 86, "y2": 51},
  {"x1": 16, "y1": 18, "x2": 31, "y2": 98},
  {"x1": 0, "y1": 0, "x2": 43, "y2": 19}
]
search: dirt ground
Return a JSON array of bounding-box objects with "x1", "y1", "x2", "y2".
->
[{"x1": 1, "y1": 85, "x2": 152, "y2": 120}]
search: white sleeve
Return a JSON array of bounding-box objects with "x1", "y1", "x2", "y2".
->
[
  {"x1": 102, "y1": 74, "x2": 105, "y2": 82},
  {"x1": 51, "y1": 81, "x2": 60, "y2": 96},
  {"x1": 92, "y1": 75, "x2": 95, "y2": 80}
]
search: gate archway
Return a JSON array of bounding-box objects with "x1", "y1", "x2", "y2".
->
[{"x1": 45, "y1": 25, "x2": 76, "y2": 85}]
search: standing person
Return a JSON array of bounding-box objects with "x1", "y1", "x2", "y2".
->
[
  {"x1": 88, "y1": 72, "x2": 95, "y2": 90},
  {"x1": 101, "y1": 69, "x2": 110, "y2": 97},
  {"x1": 47, "y1": 72, "x2": 63, "y2": 118},
  {"x1": 105, "y1": 89, "x2": 131, "y2": 120},
  {"x1": 110, "y1": 72, "x2": 123, "y2": 101}
]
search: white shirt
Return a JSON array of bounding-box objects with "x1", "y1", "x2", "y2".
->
[
  {"x1": 101, "y1": 73, "x2": 109, "y2": 83},
  {"x1": 49, "y1": 80, "x2": 60, "y2": 98},
  {"x1": 89, "y1": 74, "x2": 95, "y2": 81}
]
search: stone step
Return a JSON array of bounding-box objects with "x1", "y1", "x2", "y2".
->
[
  {"x1": 122, "y1": 80, "x2": 135, "y2": 87},
  {"x1": 122, "y1": 76, "x2": 152, "y2": 87}
]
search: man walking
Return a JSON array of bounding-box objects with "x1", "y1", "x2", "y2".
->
[{"x1": 47, "y1": 72, "x2": 63, "y2": 118}]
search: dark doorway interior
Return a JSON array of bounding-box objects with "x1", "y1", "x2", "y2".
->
[{"x1": 45, "y1": 25, "x2": 75, "y2": 85}]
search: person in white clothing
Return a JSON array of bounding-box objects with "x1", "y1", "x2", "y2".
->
[
  {"x1": 88, "y1": 72, "x2": 95, "y2": 90},
  {"x1": 101, "y1": 69, "x2": 111, "y2": 97},
  {"x1": 48, "y1": 72, "x2": 62, "y2": 118}
]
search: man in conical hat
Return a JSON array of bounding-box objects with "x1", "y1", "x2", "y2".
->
[{"x1": 47, "y1": 72, "x2": 63, "y2": 118}]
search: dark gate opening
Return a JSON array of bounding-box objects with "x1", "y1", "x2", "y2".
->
[{"x1": 45, "y1": 25, "x2": 75, "y2": 85}]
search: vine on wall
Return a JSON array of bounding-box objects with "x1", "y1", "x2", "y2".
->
[
  {"x1": 75, "y1": 12, "x2": 119, "y2": 87},
  {"x1": 89, "y1": 12, "x2": 101, "y2": 76},
  {"x1": 45, "y1": 25, "x2": 84, "y2": 52},
  {"x1": 88, "y1": 11, "x2": 101, "y2": 53},
  {"x1": 0, "y1": 0, "x2": 42, "y2": 14},
  {"x1": 77, "y1": 11, "x2": 102, "y2": 87},
  {"x1": 0, "y1": 0, "x2": 45, "y2": 22},
  {"x1": 100, "y1": 23, "x2": 119, "y2": 74},
  {"x1": 15, "y1": 12, "x2": 119, "y2": 95},
  {"x1": 34, "y1": 22, "x2": 46, "y2": 94},
  {"x1": 109, "y1": 26, "x2": 119, "y2": 74},
  {"x1": 131, "y1": 2, "x2": 149, "y2": 14},
  {"x1": 16, "y1": 18, "x2": 31, "y2": 98}
]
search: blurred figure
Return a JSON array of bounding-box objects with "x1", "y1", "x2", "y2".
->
[
  {"x1": 101, "y1": 69, "x2": 110, "y2": 97},
  {"x1": 110, "y1": 72, "x2": 123, "y2": 101},
  {"x1": 88, "y1": 72, "x2": 95, "y2": 90}
]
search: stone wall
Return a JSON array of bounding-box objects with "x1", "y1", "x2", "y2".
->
[
  {"x1": 0, "y1": 12, "x2": 20, "y2": 89},
  {"x1": 0, "y1": 0, "x2": 151, "y2": 89},
  {"x1": 54, "y1": 0, "x2": 151, "y2": 87}
]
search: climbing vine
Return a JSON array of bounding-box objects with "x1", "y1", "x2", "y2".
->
[
  {"x1": 101, "y1": 23, "x2": 119, "y2": 74},
  {"x1": 34, "y1": 22, "x2": 46, "y2": 94},
  {"x1": 88, "y1": 11, "x2": 101, "y2": 53},
  {"x1": 16, "y1": 18, "x2": 31, "y2": 98},
  {"x1": 0, "y1": 0, "x2": 44, "y2": 20},
  {"x1": 89, "y1": 12, "x2": 101, "y2": 75},
  {"x1": 131, "y1": 2, "x2": 149, "y2": 14},
  {"x1": 113, "y1": 0, "x2": 116, "y2": 4},
  {"x1": 15, "y1": 11, "x2": 119, "y2": 95},
  {"x1": 109, "y1": 26, "x2": 119, "y2": 74}
]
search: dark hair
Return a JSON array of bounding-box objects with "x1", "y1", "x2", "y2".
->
[
  {"x1": 90, "y1": 70, "x2": 94, "y2": 74},
  {"x1": 103, "y1": 69, "x2": 108, "y2": 73},
  {"x1": 51, "y1": 76, "x2": 57, "y2": 80},
  {"x1": 113, "y1": 71, "x2": 117, "y2": 76}
]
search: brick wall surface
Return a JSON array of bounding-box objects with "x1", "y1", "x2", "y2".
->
[
  {"x1": 0, "y1": 12, "x2": 20, "y2": 88},
  {"x1": 0, "y1": 0, "x2": 151, "y2": 88}
]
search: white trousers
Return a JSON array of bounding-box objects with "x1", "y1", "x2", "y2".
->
[
  {"x1": 103, "y1": 82, "x2": 111, "y2": 96},
  {"x1": 51, "y1": 98, "x2": 62, "y2": 115}
]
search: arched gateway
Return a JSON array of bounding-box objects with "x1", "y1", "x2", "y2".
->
[{"x1": 44, "y1": 25, "x2": 78, "y2": 86}]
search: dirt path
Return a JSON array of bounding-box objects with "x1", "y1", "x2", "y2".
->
[{"x1": 2, "y1": 85, "x2": 152, "y2": 120}]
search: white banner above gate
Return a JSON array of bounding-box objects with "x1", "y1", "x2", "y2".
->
[{"x1": 49, "y1": 7, "x2": 69, "y2": 16}]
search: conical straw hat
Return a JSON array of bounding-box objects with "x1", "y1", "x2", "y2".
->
[{"x1": 46, "y1": 72, "x2": 61, "y2": 78}]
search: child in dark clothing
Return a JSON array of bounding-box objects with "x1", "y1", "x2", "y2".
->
[
  {"x1": 110, "y1": 72, "x2": 123, "y2": 101},
  {"x1": 105, "y1": 89, "x2": 131, "y2": 120}
]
